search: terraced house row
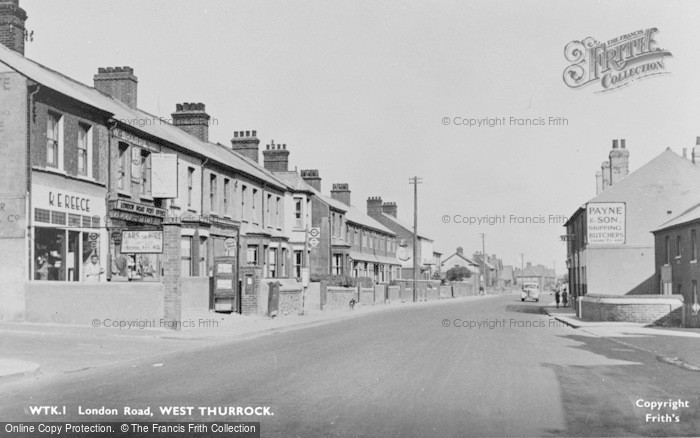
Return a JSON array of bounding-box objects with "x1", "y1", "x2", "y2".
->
[{"x1": 0, "y1": 0, "x2": 435, "y2": 324}]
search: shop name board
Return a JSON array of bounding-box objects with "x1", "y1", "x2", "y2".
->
[
  {"x1": 33, "y1": 184, "x2": 106, "y2": 217},
  {"x1": 587, "y1": 202, "x2": 625, "y2": 244},
  {"x1": 113, "y1": 128, "x2": 158, "y2": 152},
  {"x1": 115, "y1": 200, "x2": 167, "y2": 218},
  {"x1": 121, "y1": 230, "x2": 163, "y2": 254}
]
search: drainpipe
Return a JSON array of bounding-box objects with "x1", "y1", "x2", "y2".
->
[{"x1": 26, "y1": 82, "x2": 40, "y2": 283}]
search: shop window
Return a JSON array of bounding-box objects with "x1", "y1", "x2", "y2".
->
[
  {"x1": 181, "y1": 236, "x2": 192, "y2": 277},
  {"x1": 46, "y1": 112, "x2": 62, "y2": 169},
  {"x1": 34, "y1": 227, "x2": 104, "y2": 282},
  {"x1": 247, "y1": 245, "x2": 258, "y2": 265},
  {"x1": 117, "y1": 143, "x2": 128, "y2": 190},
  {"x1": 140, "y1": 150, "x2": 151, "y2": 197},
  {"x1": 68, "y1": 214, "x2": 81, "y2": 227},
  {"x1": 78, "y1": 124, "x2": 92, "y2": 177}
]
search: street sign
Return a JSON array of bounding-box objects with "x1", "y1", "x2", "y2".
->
[
  {"x1": 308, "y1": 237, "x2": 320, "y2": 248},
  {"x1": 309, "y1": 228, "x2": 320, "y2": 238}
]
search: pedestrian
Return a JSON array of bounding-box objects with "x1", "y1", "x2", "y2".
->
[
  {"x1": 83, "y1": 254, "x2": 105, "y2": 282},
  {"x1": 479, "y1": 285, "x2": 485, "y2": 296},
  {"x1": 555, "y1": 288, "x2": 561, "y2": 309},
  {"x1": 562, "y1": 289, "x2": 568, "y2": 307}
]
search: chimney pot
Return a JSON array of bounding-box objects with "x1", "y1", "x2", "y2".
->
[
  {"x1": 94, "y1": 66, "x2": 139, "y2": 109},
  {"x1": 172, "y1": 101, "x2": 211, "y2": 142},
  {"x1": 612, "y1": 139, "x2": 619, "y2": 149}
]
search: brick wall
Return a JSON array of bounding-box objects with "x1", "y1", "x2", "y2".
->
[
  {"x1": 162, "y1": 221, "x2": 182, "y2": 328},
  {"x1": 359, "y1": 287, "x2": 374, "y2": 306},
  {"x1": 439, "y1": 285, "x2": 453, "y2": 299},
  {"x1": 324, "y1": 286, "x2": 357, "y2": 310},
  {"x1": 278, "y1": 290, "x2": 303, "y2": 316},
  {"x1": 240, "y1": 265, "x2": 262, "y2": 315},
  {"x1": 580, "y1": 295, "x2": 684, "y2": 326}
]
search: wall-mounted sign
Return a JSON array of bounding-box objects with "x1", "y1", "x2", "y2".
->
[
  {"x1": 32, "y1": 184, "x2": 106, "y2": 217},
  {"x1": 120, "y1": 230, "x2": 163, "y2": 253},
  {"x1": 151, "y1": 154, "x2": 178, "y2": 198},
  {"x1": 114, "y1": 199, "x2": 167, "y2": 218},
  {"x1": 587, "y1": 202, "x2": 625, "y2": 244}
]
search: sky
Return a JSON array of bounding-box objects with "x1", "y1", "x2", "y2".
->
[{"x1": 20, "y1": 0, "x2": 700, "y2": 273}]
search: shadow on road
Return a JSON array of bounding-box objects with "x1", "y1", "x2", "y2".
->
[
  {"x1": 541, "y1": 333, "x2": 700, "y2": 437},
  {"x1": 505, "y1": 303, "x2": 547, "y2": 315}
]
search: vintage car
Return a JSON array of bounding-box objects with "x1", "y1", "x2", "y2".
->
[{"x1": 520, "y1": 283, "x2": 540, "y2": 302}]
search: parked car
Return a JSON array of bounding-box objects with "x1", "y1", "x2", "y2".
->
[{"x1": 521, "y1": 283, "x2": 540, "y2": 302}]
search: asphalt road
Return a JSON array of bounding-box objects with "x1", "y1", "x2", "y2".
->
[{"x1": 1, "y1": 295, "x2": 698, "y2": 437}]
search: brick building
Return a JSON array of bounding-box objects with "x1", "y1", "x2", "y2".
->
[
  {"x1": 565, "y1": 140, "x2": 700, "y2": 311},
  {"x1": 366, "y1": 197, "x2": 435, "y2": 279},
  {"x1": 652, "y1": 203, "x2": 700, "y2": 327}
]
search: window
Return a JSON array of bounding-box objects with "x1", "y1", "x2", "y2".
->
[
  {"x1": 210, "y1": 174, "x2": 217, "y2": 212},
  {"x1": 223, "y1": 179, "x2": 230, "y2": 216},
  {"x1": 46, "y1": 112, "x2": 62, "y2": 168},
  {"x1": 294, "y1": 198, "x2": 302, "y2": 228},
  {"x1": 276, "y1": 197, "x2": 281, "y2": 228},
  {"x1": 693, "y1": 280, "x2": 698, "y2": 303},
  {"x1": 117, "y1": 143, "x2": 128, "y2": 190},
  {"x1": 246, "y1": 245, "x2": 258, "y2": 265},
  {"x1": 332, "y1": 254, "x2": 342, "y2": 275},
  {"x1": 187, "y1": 167, "x2": 194, "y2": 207},
  {"x1": 241, "y1": 185, "x2": 247, "y2": 221},
  {"x1": 293, "y1": 250, "x2": 303, "y2": 278},
  {"x1": 77, "y1": 124, "x2": 91, "y2": 177},
  {"x1": 266, "y1": 194, "x2": 272, "y2": 227},
  {"x1": 665, "y1": 235, "x2": 670, "y2": 264},
  {"x1": 252, "y1": 188, "x2": 258, "y2": 223},
  {"x1": 676, "y1": 235, "x2": 682, "y2": 258},
  {"x1": 268, "y1": 248, "x2": 277, "y2": 278},
  {"x1": 140, "y1": 150, "x2": 151, "y2": 196},
  {"x1": 180, "y1": 236, "x2": 192, "y2": 277},
  {"x1": 199, "y1": 237, "x2": 208, "y2": 276},
  {"x1": 692, "y1": 230, "x2": 697, "y2": 261},
  {"x1": 677, "y1": 283, "x2": 682, "y2": 295}
]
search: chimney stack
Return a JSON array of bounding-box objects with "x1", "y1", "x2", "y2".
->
[
  {"x1": 172, "y1": 102, "x2": 210, "y2": 142},
  {"x1": 230, "y1": 130, "x2": 260, "y2": 162},
  {"x1": 382, "y1": 202, "x2": 397, "y2": 217},
  {"x1": 693, "y1": 137, "x2": 700, "y2": 164},
  {"x1": 300, "y1": 169, "x2": 321, "y2": 191},
  {"x1": 456, "y1": 246, "x2": 463, "y2": 255},
  {"x1": 609, "y1": 138, "x2": 630, "y2": 185},
  {"x1": 366, "y1": 196, "x2": 383, "y2": 217},
  {"x1": 330, "y1": 183, "x2": 351, "y2": 206},
  {"x1": 601, "y1": 160, "x2": 611, "y2": 191},
  {"x1": 0, "y1": 0, "x2": 27, "y2": 55},
  {"x1": 595, "y1": 169, "x2": 603, "y2": 195},
  {"x1": 94, "y1": 67, "x2": 138, "y2": 109},
  {"x1": 262, "y1": 141, "x2": 290, "y2": 172}
]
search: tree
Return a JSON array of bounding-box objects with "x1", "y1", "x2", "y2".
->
[{"x1": 446, "y1": 266, "x2": 472, "y2": 282}]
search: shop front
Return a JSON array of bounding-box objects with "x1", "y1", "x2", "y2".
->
[
  {"x1": 31, "y1": 178, "x2": 107, "y2": 283},
  {"x1": 107, "y1": 199, "x2": 166, "y2": 281}
]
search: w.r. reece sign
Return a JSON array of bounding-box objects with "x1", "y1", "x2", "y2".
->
[{"x1": 587, "y1": 202, "x2": 625, "y2": 244}]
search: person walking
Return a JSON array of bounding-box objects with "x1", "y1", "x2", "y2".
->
[
  {"x1": 555, "y1": 288, "x2": 561, "y2": 309},
  {"x1": 562, "y1": 289, "x2": 568, "y2": 307}
]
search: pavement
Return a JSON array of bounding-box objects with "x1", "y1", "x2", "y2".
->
[
  {"x1": 543, "y1": 299, "x2": 700, "y2": 372},
  {"x1": 0, "y1": 294, "x2": 499, "y2": 382}
]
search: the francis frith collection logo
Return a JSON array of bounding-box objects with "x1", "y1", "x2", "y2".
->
[{"x1": 563, "y1": 28, "x2": 672, "y2": 93}]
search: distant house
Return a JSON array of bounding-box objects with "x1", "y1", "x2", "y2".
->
[
  {"x1": 441, "y1": 247, "x2": 480, "y2": 275},
  {"x1": 500, "y1": 265, "x2": 515, "y2": 287}
]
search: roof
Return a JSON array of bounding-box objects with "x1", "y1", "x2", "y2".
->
[
  {"x1": 380, "y1": 213, "x2": 432, "y2": 241},
  {"x1": 0, "y1": 44, "x2": 287, "y2": 191},
  {"x1": 272, "y1": 171, "x2": 316, "y2": 194},
  {"x1": 654, "y1": 202, "x2": 700, "y2": 232},
  {"x1": 349, "y1": 251, "x2": 400, "y2": 266},
  {"x1": 308, "y1": 188, "x2": 395, "y2": 235},
  {"x1": 565, "y1": 149, "x2": 700, "y2": 245},
  {"x1": 441, "y1": 251, "x2": 479, "y2": 267}
]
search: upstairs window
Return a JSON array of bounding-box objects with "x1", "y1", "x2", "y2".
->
[
  {"x1": 294, "y1": 198, "x2": 303, "y2": 229},
  {"x1": 140, "y1": 150, "x2": 151, "y2": 196},
  {"x1": 117, "y1": 143, "x2": 128, "y2": 190},
  {"x1": 209, "y1": 174, "x2": 217, "y2": 212},
  {"x1": 187, "y1": 167, "x2": 194, "y2": 207},
  {"x1": 77, "y1": 124, "x2": 91, "y2": 177},
  {"x1": 46, "y1": 112, "x2": 62, "y2": 169}
]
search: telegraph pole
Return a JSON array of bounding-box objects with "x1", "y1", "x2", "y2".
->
[
  {"x1": 409, "y1": 176, "x2": 422, "y2": 302},
  {"x1": 480, "y1": 233, "x2": 486, "y2": 293}
]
